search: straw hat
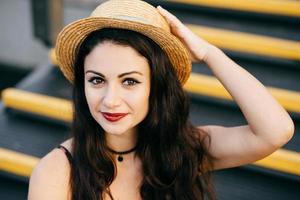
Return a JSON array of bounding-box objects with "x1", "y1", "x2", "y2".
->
[{"x1": 55, "y1": 0, "x2": 192, "y2": 85}]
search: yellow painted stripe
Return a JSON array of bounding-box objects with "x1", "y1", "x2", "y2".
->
[
  {"x1": 49, "y1": 48, "x2": 57, "y2": 66},
  {"x1": 184, "y1": 73, "x2": 300, "y2": 113},
  {"x1": 255, "y1": 148, "x2": 300, "y2": 175},
  {"x1": 0, "y1": 147, "x2": 299, "y2": 177},
  {"x1": 168, "y1": 0, "x2": 300, "y2": 17},
  {"x1": 2, "y1": 88, "x2": 73, "y2": 122},
  {"x1": 187, "y1": 24, "x2": 300, "y2": 61},
  {"x1": 0, "y1": 148, "x2": 38, "y2": 177}
]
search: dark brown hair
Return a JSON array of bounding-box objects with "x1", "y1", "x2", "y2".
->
[{"x1": 70, "y1": 28, "x2": 215, "y2": 200}]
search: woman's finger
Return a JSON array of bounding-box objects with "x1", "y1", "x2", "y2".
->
[{"x1": 157, "y1": 6, "x2": 184, "y2": 29}]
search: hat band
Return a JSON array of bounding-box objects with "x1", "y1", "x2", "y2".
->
[{"x1": 114, "y1": 15, "x2": 151, "y2": 25}]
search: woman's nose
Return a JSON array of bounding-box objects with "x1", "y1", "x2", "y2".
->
[{"x1": 102, "y1": 85, "x2": 121, "y2": 109}]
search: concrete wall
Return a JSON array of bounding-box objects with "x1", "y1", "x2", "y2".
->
[
  {"x1": 0, "y1": 0, "x2": 98, "y2": 69},
  {"x1": 0, "y1": 0, "x2": 48, "y2": 69}
]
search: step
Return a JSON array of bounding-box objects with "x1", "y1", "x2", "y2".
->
[
  {"x1": 187, "y1": 24, "x2": 300, "y2": 61},
  {"x1": 0, "y1": 148, "x2": 38, "y2": 177},
  {"x1": 184, "y1": 73, "x2": 300, "y2": 113},
  {"x1": 2, "y1": 88, "x2": 72, "y2": 123}
]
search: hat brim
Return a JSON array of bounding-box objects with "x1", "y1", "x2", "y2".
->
[{"x1": 55, "y1": 17, "x2": 191, "y2": 85}]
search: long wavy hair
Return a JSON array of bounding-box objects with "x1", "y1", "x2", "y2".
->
[{"x1": 70, "y1": 28, "x2": 215, "y2": 200}]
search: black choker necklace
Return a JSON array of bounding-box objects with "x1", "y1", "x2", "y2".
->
[{"x1": 107, "y1": 146, "x2": 137, "y2": 162}]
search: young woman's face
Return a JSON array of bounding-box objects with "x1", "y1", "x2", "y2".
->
[{"x1": 84, "y1": 41, "x2": 150, "y2": 136}]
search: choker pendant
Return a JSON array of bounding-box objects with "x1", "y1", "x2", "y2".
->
[
  {"x1": 107, "y1": 146, "x2": 137, "y2": 162},
  {"x1": 117, "y1": 155, "x2": 123, "y2": 162}
]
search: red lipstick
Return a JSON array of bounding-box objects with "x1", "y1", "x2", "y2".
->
[{"x1": 102, "y1": 112, "x2": 128, "y2": 122}]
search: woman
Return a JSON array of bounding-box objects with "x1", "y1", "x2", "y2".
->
[{"x1": 28, "y1": 0, "x2": 294, "y2": 199}]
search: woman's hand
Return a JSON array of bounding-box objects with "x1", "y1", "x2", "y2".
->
[{"x1": 157, "y1": 6, "x2": 214, "y2": 62}]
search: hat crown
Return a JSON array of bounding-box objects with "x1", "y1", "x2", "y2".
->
[{"x1": 90, "y1": 0, "x2": 170, "y2": 32}]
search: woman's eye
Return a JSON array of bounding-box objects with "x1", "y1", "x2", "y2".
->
[
  {"x1": 88, "y1": 77, "x2": 103, "y2": 85},
  {"x1": 123, "y1": 78, "x2": 140, "y2": 86}
]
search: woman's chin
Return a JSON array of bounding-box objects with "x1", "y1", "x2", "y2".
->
[
  {"x1": 101, "y1": 125, "x2": 130, "y2": 136},
  {"x1": 104, "y1": 130, "x2": 126, "y2": 136}
]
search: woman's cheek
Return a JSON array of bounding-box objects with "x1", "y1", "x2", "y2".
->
[
  {"x1": 131, "y1": 88, "x2": 149, "y2": 114},
  {"x1": 85, "y1": 87, "x2": 100, "y2": 111}
]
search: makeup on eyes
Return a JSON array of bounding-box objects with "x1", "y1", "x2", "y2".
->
[
  {"x1": 87, "y1": 76, "x2": 141, "y2": 86},
  {"x1": 88, "y1": 76, "x2": 103, "y2": 85}
]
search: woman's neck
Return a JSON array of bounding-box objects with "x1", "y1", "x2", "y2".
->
[
  {"x1": 105, "y1": 128, "x2": 138, "y2": 163},
  {"x1": 105, "y1": 131, "x2": 137, "y2": 151}
]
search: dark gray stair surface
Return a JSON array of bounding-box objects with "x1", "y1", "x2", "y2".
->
[
  {"x1": 0, "y1": 63, "x2": 32, "y2": 93},
  {"x1": 0, "y1": 173, "x2": 28, "y2": 200},
  {"x1": 15, "y1": 63, "x2": 72, "y2": 100},
  {"x1": 212, "y1": 168, "x2": 300, "y2": 200},
  {"x1": 193, "y1": 60, "x2": 300, "y2": 92}
]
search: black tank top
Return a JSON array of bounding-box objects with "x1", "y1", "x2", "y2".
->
[{"x1": 57, "y1": 145, "x2": 73, "y2": 164}]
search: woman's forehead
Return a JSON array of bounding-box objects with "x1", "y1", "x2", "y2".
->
[{"x1": 84, "y1": 42, "x2": 150, "y2": 77}]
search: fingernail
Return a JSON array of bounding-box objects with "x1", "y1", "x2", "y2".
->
[{"x1": 157, "y1": 5, "x2": 164, "y2": 10}]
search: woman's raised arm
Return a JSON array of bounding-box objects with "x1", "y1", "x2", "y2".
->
[{"x1": 157, "y1": 6, "x2": 294, "y2": 170}]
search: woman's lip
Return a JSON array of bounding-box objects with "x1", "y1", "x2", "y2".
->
[
  {"x1": 101, "y1": 112, "x2": 128, "y2": 122},
  {"x1": 101, "y1": 112, "x2": 128, "y2": 117}
]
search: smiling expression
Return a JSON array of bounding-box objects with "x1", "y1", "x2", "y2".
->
[{"x1": 84, "y1": 41, "x2": 151, "y2": 137}]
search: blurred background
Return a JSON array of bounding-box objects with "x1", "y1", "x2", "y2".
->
[{"x1": 0, "y1": 0, "x2": 299, "y2": 199}]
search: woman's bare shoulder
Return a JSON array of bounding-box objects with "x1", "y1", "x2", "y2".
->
[
  {"x1": 60, "y1": 137, "x2": 74, "y2": 153},
  {"x1": 27, "y1": 138, "x2": 73, "y2": 200}
]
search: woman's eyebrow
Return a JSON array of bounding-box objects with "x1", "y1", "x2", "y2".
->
[
  {"x1": 118, "y1": 71, "x2": 143, "y2": 78},
  {"x1": 85, "y1": 70, "x2": 143, "y2": 77}
]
